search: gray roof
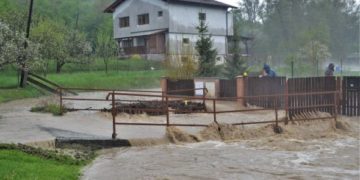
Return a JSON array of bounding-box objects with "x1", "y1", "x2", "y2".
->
[
  {"x1": 170, "y1": 0, "x2": 236, "y2": 8},
  {"x1": 104, "y1": 0, "x2": 236, "y2": 13}
]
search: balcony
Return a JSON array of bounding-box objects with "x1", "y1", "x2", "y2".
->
[{"x1": 123, "y1": 46, "x2": 147, "y2": 55}]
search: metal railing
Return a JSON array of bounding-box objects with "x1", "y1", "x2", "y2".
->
[{"x1": 58, "y1": 87, "x2": 339, "y2": 139}]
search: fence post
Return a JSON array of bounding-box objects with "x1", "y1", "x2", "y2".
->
[
  {"x1": 202, "y1": 88, "x2": 206, "y2": 111},
  {"x1": 166, "y1": 96, "x2": 169, "y2": 126},
  {"x1": 285, "y1": 79, "x2": 289, "y2": 124},
  {"x1": 111, "y1": 91, "x2": 117, "y2": 139},
  {"x1": 160, "y1": 77, "x2": 167, "y2": 102},
  {"x1": 236, "y1": 76, "x2": 246, "y2": 106},
  {"x1": 275, "y1": 98, "x2": 279, "y2": 127},
  {"x1": 59, "y1": 88, "x2": 63, "y2": 115},
  {"x1": 334, "y1": 92, "x2": 337, "y2": 122},
  {"x1": 336, "y1": 76, "x2": 341, "y2": 115},
  {"x1": 213, "y1": 99, "x2": 217, "y2": 124}
]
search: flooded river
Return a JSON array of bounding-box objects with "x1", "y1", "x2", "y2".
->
[{"x1": 83, "y1": 119, "x2": 360, "y2": 180}]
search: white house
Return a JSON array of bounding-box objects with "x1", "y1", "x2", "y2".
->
[{"x1": 104, "y1": 0, "x2": 235, "y2": 62}]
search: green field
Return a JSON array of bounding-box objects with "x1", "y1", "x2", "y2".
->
[
  {"x1": 0, "y1": 59, "x2": 164, "y2": 103},
  {"x1": 0, "y1": 150, "x2": 82, "y2": 180}
]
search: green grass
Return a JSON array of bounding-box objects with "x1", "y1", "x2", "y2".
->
[
  {"x1": 0, "y1": 69, "x2": 164, "y2": 103},
  {"x1": 0, "y1": 150, "x2": 82, "y2": 180},
  {"x1": 36, "y1": 58, "x2": 163, "y2": 74},
  {"x1": 0, "y1": 87, "x2": 43, "y2": 103},
  {"x1": 31, "y1": 104, "x2": 66, "y2": 116},
  {"x1": 47, "y1": 70, "x2": 164, "y2": 89}
]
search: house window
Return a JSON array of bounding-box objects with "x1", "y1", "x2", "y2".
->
[
  {"x1": 138, "y1": 14, "x2": 149, "y2": 25},
  {"x1": 183, "y1": 38, "x2": 190, "y2": 44},
  {"x1": 119, "y1": 17, "x2": 130, "y2": 28},
  {"x1": 199, "y1": 13, "x2": 206, "y2": 21},
  {"x1": 136, "y1": 37, "x2": 145, "y2": 46},
  {"x1": 122, "y1": 39, "x2": 133, "y2": 48},
  {"x1": 158, "y1": 11, "x2": 163, "y2": 17}
]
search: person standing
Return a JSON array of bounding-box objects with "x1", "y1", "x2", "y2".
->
[
  {"x1": 325, "y1": 63, "x2": 335, "y2": 76},
  {"x1": 260, "y1": 64, "x2": 277, "y2": 77}
]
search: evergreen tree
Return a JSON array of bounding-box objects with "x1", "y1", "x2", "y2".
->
[
  {"x1": 224, "y1": 11, "x2": 248, "y2": 79},
  {"x1": 195, "y1": 19, "x2": 217, "y2": 77}
]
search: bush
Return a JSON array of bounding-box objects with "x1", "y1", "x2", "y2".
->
[{"x1": 31, "y1": 103, "x2": 67, "y2": 116}]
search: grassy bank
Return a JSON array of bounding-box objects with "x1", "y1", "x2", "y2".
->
[
  {"x1": 0, "y1": 150, "x2": 81, "y2": 180},
  {"x1": 47, "y1": 70, "x2": 164, "y2": 89},
  {"x1": 0, "y1": 144, "x2": 95, "y2": 180},
  {"x1": 0, "y1": 87, "x2": 43, "y2": 103},
  {"x1": 0, "y1": 70, "x2": 164, "y2": 103}
]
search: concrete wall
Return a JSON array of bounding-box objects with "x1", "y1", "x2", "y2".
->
[
  {"x1": 113, "y1": 0, "x2": 169, "y2": 39},
  {"x1": 167, "y1": 33, "x2": 227, "y2": 64},
  {"x1": 168, "y1": 3, "x2": 233, "y2": 36}
]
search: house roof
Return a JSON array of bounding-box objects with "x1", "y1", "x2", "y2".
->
[{"x1": 104, "y1": 0, "x2": 236, "y2": 13}]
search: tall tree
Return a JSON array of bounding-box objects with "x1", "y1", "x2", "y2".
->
[
  {"x1": 195, "y1": 19, "x2": 217, "y2": 77},
  {"x1": 0, "y1": 22, "x2": 39, "y2": 70},
  {"x1": 56, "y1": 29, "x2": 92, "y2": 73},
  {"x1": 224, "y1": 10, "x2": 248, "y2": 79},
  {"x1": 298, "y1": 40, "x2": 331, "y2": 76},
  {"x1": 96, "y1": 28, "x2": 118, "y2": 74},
  {"x1": 32, "y1": 19, "x2": 67, "y2": 76}
]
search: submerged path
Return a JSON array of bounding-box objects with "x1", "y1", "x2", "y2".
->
[
  {"x1": 1, "y1": 92, "x2": 358, "y2": 180},
  {"x1": 0, "y1": 91, "x2": 284, "y2": 144}
]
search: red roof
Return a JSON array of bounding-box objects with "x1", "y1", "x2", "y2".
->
[{"x1": 104, "y1": 0, "x2": 236, "y2": 13}]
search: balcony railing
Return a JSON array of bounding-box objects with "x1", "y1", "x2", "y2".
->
[{"x1": 123, "y1": 46, "x2": 146, "y2": 55}]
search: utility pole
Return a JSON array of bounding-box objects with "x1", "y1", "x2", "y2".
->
[{"x1": 20, "y1": 0, "x2": 34, "y2": 87}]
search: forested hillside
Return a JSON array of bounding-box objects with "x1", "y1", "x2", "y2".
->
[
  {"x1": 234, "y1": 0, "x2": 359, "y2": 75},
  {"x1": 0, "y1": 0, "x2": 359, "y2": 76},
  {"x1": 0, "y1": 0, "x2": 113, "y2": 45}
]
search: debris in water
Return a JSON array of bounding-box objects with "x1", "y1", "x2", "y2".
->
[
  {"x1": 102, "y1": 100, "x2": 206, "y2": 116},
  {"x1": 166, "y1": 126, "x2": 201, "y2": 144}
]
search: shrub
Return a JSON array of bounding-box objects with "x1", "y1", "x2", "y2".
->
[{"x1": 31, "y1": 103, "x2": 67, "y2": 116}]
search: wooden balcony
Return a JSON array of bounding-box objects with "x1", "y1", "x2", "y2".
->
[{"x1": 123, "y1": 46, "x2": 147, "y2": 55}]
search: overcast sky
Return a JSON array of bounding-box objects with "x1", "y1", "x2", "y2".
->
[
  {"x1": 216, "y1": 0, "x2": 360, "y2": 7},
  {"x1": 217, "y1": 0, "x2": 239, "y2": 7}
]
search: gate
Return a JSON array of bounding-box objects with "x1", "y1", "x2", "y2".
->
[
  {"x1": 219, "y1": 79, "x2": 237, "y2": 98},
  {"x1": 287, "y1": 77, "x2": 337, "y2": 119},
  {"x1": 342, "y1": 76, "x2": 360, "y2": 116},
  {"x1": 245, "y1": 77, "x2": 286, "y2": 108},
  {"x1": 167, "y1": 79, "x2": 194, "y2": 96}
]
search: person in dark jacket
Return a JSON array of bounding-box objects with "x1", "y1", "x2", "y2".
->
[
  {"x1": 262, "y1": 64, "x2": 277, "y2": 77},
  {"x1": 325, "y1": 63, "x2": 335, "y2": 76}
]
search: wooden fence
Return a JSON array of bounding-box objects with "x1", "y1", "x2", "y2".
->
[
  {"x1": 245, "y1": 77, "x2": 287, "y2": 108},
  {"x1": 342, "y1": 76, "x2": 360, "y2": 116},
  {"x1": 219, "y1": 79, "x2": 237, "y2": 98},
  {"x1": 166, "y1": 79, "x2": 194, "y2": 96},
  {"x1": 163, "y1": 76, "x2": 359, "y2": 117},
  {"x1": 287, "y1": 77, "x2": 337, "y2": 119}
]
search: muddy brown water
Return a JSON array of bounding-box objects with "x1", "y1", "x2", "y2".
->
[
  {"x1": 0, "y1": 92, "x2": 359, "y2": 179},
  {"x1": 83, "y1": 138, "x2": 359, "y2": 180},
  {"x1": 83, "y1": 118, "x2": 360, "y2": 180}
]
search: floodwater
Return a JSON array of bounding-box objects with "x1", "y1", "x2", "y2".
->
[
  {"x1": 0, "y1": 91, "x2": 358, "y2": 179},
  {"x1": 83, "y1": 118, "x2": 360, "y2": 180}
]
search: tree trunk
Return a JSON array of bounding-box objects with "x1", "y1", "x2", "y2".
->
[
  {"x1": 103, "y1": 58, "x2": 108, "y2": 74},
  {"x1": 20, "y1": 69, "x2": 28, "y2": 88},
  {"x1": 56, "y1": 62, "x2": 64, "y2": 74}
]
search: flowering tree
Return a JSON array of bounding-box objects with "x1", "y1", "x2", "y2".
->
[
  {"x1": 55, "y1": 29, "x2": 92, "y2": 73},
  {"x1": 32, "y1": 19, "x2": 67, "y2": 76},
  {"x1": 96, "y1": 28, "x2": 118, "y2": 74},
  {"x1": 0, "y1": 22, "x2": 39, "y2": 70},
  {"x1": 298, "y1": 40, "x2": 331, "y2": 76}
]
